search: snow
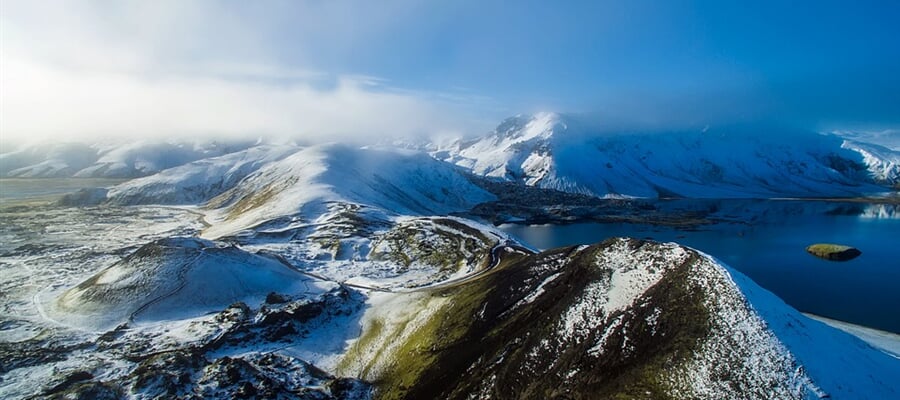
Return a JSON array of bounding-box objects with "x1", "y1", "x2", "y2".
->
[
  {"x1": 596, "y1": 241, "x2": 689, "y2": 313},
  {"x1": 436, "y1": 113, "x2": 892, "y2": 198},
  {"x1": 107, "y1": 144, "x2": 298, "y2": 205},
  {"x1": 556, "y1": 240, "x2": 689, "y2": 342},
  {"x1": 1, "y1": 139, "x2": 255, "y2": 178},
  {"x1": 723, "y1": 257, "x2": 900, "y2": 399},
  {"x1": 444, "y1": 112, "x2": 561, "y2": 180},
  {"x1": 201, "y1": 143, "x2": 495, "y2": 238},
  {"x1": 672, "y1": 254, "x2": 815, "y2": 399},
  {"x1": 49, "y1": 237, "x2": 335, "y2": 331},
  {"x1": 1, "y1": 142, "x2": 98, "y2": 177},
  {"x1": 835, "y1": 129, "x2": 900, "y2": 151},
  {"x1": 803, "y1": 313, "x2": 900, "y2": 359},
  {"x1": 238, "y1": 213, "x2": 507, "y2": 291},
  {"x1": 515, "y1": 272, "x2": 561, "y2": 306},
  {"x1": 842, "y1": 139, "x2": 900, "y2": 184},
  {"x1": 512, "y1": 238, "x2": 899, "y2": 399},
  {"x1": 337, "y1": 291, "x2": 448, "y2": 379}
]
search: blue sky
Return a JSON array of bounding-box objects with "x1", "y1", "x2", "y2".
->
[{"x1": 1, "y1": 1, "x2": 898, "y2": 141}]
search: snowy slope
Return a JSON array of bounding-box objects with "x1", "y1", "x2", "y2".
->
[
  {"x1": 0, "y1": 139, "x2": 254, "y2": 178},
  {"x1": 841, "y1": 140, "x2": 900, "y2": 185},
  {"x1": 723, "y1": 256, "x2": 900, "y2": 398},
  {"x1": 52, "y1": 237, "x2": 336, "y2": 331},
  {"x1": 202, "y1": 143, "x2": 495, "y2": 238},
  {"x1": 436, "y1": 113, "x2": 888, "y2": 198},
  {"x1": 345, "y1": 238, "x2": 900, "y2": 399},
  {"x1": 107, "y1": 144, "x2": 298, "y2": 205},
  {"x1": 0, "y1": 142, "x2": 99, "y2": 177},
  {"x1": 837, "y1": 130, "x2": 900, "y2": 151}
]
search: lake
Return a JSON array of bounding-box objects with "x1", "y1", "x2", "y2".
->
[
  {"x1": 3, "y1": 179, "x2": 897, "y2": 334},
  {"x1": 0, "y1": 178, "x2": 126, "y2": 205},
  {"x1": 499, "y1": 199, "x2": 900, "y2": 334}
]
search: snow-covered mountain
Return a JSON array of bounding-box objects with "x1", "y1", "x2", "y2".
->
[
  {"x1": 0, "y1": 139, "x2": 255, "y2": 178},
  {"x1": 345, "y1": 238, "x2": 900, "y2": 399},
  {"x1": 434, "y1": 112, "x2": 892, "y2": 198},
  {"x1": 107, "y1": 144, "x2": 298, "y2": 205},
  {"x1": 101, "y1": 143, "x2": 495, "y2": 238},
  {"x1": 836, "y1": 129, "x2": 900, "y2": 151},
  {"x1": 203, "y1": 144, "x2": 493, "y2": 237},
  {"x1": 54, "y1": 237, "x2": 337, "y2": 331},
  {"x1": 841, "y1": 139, "x2": 900, "y2": 186}
]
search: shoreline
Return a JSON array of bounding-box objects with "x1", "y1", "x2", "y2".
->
[{"x1": 803, "y1": 313, "x2": 900, "y2": 359}]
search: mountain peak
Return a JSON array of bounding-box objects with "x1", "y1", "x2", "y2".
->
[
  {"x1": 440, "y1": 113, "x2": 893, "y2": 198},
  {"x1": 492, "y1": 112, "x2": 567, "y2": 142}
]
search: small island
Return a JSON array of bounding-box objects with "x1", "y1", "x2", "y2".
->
[{"x1": 806, "y1": 243, "x2": 863, "y2": 261}]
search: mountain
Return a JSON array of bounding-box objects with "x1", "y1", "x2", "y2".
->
[
  {"x1": 0, "y1": 142, "x2": 99, "y2": 178},
  {"x1": 107, "y1": 144, "x2": 298, "y2": 205},
  {"x1": 434, "y1": 112, "x2": 891, "y2": 198},
  {"x1": 195, "y1": 144, "x2": 494, "y2": 238},
  {"x1": 54, "y1": 237, "x2": 338, "y2": 331},
  {"x1": 0, "y1": 139, "x2": 254, "y2": 178},
  {"x1": 836, "y1": 129, "x2": 900, "y2": 151},
  {"x1": 841, "y1": 139, "x2": 900, "y2": 186},
  {"x1": 87, "y1": 143, "x2": 494, "y2": 238},
  {"x1": 340, "y1": 238, "x2": 900, "y2": 399}
]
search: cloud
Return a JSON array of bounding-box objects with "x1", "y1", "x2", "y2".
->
[
  {"x1": 0, "y1": 1, "x2": 493, "y2": 145},
  {"x1": 1, "y1": 53, "x2": 484, "y2": 143}
]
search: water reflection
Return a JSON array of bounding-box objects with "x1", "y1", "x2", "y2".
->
[{"x1": 860, "y1": 204, "x2": 900, "y2": 219}]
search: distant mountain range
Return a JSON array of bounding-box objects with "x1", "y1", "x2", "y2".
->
[
  {"x1": 4, "y1": 113, "x2": 898, "y2": 199},
  {"x1": 0, "y1": 139, "x2": 256, "y2": 178},
  {"x1": 432, "y1": 112, "x2": 898, "y2": 197}
]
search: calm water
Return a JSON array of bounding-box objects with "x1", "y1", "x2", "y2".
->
[
  {"x1": 3, "y1": 180, "x2": 897, "y2": 333},
  {"x1": 0, "y1": 178, "x2": 125, "y2": 205},
  {"x1": 500, "y1": 199, "x2": 900, "y2": 333}
]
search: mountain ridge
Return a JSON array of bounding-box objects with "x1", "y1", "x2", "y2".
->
[
  {"x1": 433, "y1": 113, "x2": 897, "y2": 198},
  {"x1": 339, "y1": 238, "x2": 900, "y2": 399}
]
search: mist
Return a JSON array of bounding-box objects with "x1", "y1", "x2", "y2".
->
[
  {"x1": 2, "y1": 1, "x2": 898, "y2": 150},
  {"x1": 0, "y1": 55, "x2": 490, "y2": 147}
]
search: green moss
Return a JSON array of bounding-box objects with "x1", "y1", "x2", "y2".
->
[
  {"x1": 313, "y1": 237, "x2": 342, "y2": 258},
  {"x1": 806, "y1": 243, "x2": 862, "y2": 261},
  {"x1": 337, "y1": 318, "x2": 385, "y2": 376},
  {"x1": 368, "y1": 219, "x2": 494, "y2": 275},
  {"x1": 353, "y1": 240, "x2": 720, "y2": 399},
  {"x1": 225, "y1": 184, "x2": 279, "y2": 220},
  {"x1": 368, "y1": 283, "x2": 492, "y2": 399},
  {"x1": 218, "y1": 177, "x2": 298, "y2": 220}
]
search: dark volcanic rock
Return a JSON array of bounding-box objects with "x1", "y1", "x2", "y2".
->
[{"x1": 349, "y1": 238, "x2": 838, "y2": 400}]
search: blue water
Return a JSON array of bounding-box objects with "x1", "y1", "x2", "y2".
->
[{"x1": 499, "y1": 199, "x2": 900, "y2": 333}]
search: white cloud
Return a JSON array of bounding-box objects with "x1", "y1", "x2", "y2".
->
[
  {"x1": 0, "y1": 1, "x2": 491, "y2": 145},
  {"x1": 1, "y1": 53, "x2": 481, "y2": 142}
]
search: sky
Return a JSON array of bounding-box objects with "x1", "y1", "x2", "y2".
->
[{"x1": 1, "y1": 0, "x2": 899, "y2": 145}]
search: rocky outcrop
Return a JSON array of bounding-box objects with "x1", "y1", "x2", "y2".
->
[
  {"x1": 342, "y1": 238, "x2": 898, "y2": 399},
  {"x1": 806, "y1": 243, "x2": 862, "y2": 261}
]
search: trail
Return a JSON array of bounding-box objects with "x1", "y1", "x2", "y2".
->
[
  {"x1": 259, "y1": 237, "x2": 531, "y2": 295},
  {"x1": 127, "y1": 251, "x2": 203, "y2": 322}
]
